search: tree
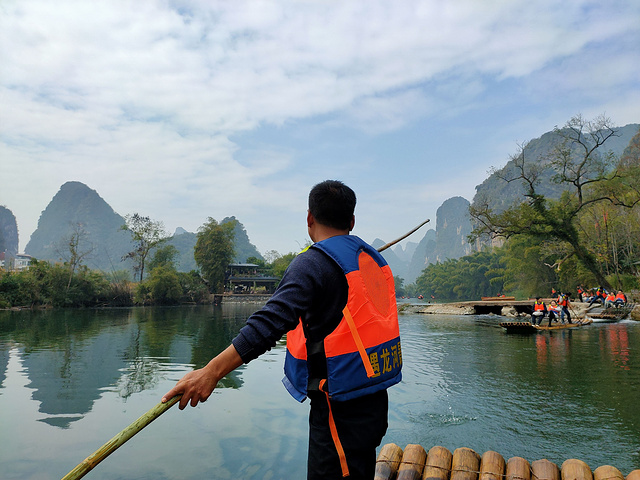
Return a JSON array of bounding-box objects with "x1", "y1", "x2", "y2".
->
[
  {"x1": 469, "y1": 114, "x2": 640, "y2": 291},
  {"x1": 148, "y1": 244, "x2": 179, "y2": 272},
  {"x1": 121, "y1": 214, "x2": 169, "y2": 282},
  {"x1": 146, "y1": 266, "x2": 183, "y2": 305},
  {"x1": 271, "y1": 252, "x2": 296, "y2": 278},
  {"x1": 55, "y1": 222, "x2": 95, "y2": 294},
  {"x1": 194, "y1": 217, "x2": 235, "y2": 293},
  {"x1": 414, "y1": 251, "x2": 505, "y2": 302},
  {"x1": 394, "y1": 276, "x2": 406, "y2": 297}
]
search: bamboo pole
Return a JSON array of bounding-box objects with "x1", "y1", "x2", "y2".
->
[
  {"x1": 423, "y1": 446, "x2": 453, "y2": 480},
  {"x1": 377, "y1": 219, "x2": 430, "y2": 252},
  {"x1": 398, "y1": 444, "x2": 428, "y2": 480},
  {"x1": 451, "y1": 447, "x2": 481, "y2": 480},
  {"x1": 531, "y1": 459, "x2": 560, "y2": 480},
  {"x1": 375, "y1": 443, "x2": 404, "y2": 480},
  {"x1": 61, "y1": 395, "x2": 181, "y2": 480},
  {"x1": 506, "y1": 457, "x2": 530, "y2": 480},
  {"x1": 627, "y1": 470, "x2": 640, "y2": 480},
  {"x1": 561, "y1": 459, "x2": 593, "y2": 480},
  {"x1": 480, "y1": 451, "x2": 505, "y2": 480},
  {"x1": 594, "y1": 465, "x2": 624, "y2": 480}
]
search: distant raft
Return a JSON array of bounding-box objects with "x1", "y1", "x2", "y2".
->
[
  {"x1": 375, "y1": 444, "x2": 638, "y2": 480},
  {"x1": 499, "y1": 320, "x2": 591, "y2": 333}
]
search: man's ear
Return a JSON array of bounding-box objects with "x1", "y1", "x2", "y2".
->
[
  {"x1": 349, "y1": 215, "x2": 355, "y2": 232},
  {"x1": 307, "y1": 210, "x2": 315, "y2": 228}
]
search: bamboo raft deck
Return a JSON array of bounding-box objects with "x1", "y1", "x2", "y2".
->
[
  {"x1": 375, "y1": 443, "x2": 639, "y2": 480},
  {"x1": 588, "y1": 304, "x2": 635, "y2": 322},
  {"x1": 500, "y1": 320, "x2": 592, "y2": 333}
]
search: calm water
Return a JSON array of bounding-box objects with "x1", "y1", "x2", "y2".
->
[{"x1": 1, "y1": 305, "x2": 639, "y2": 479}]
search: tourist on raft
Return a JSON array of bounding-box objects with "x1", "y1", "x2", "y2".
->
[
  {"x1": 614, "y1": 290, "x2": 627, "y2": 306},
  {"x1": 588, "y1": 287, "x2": 606, "y2": 307},
  {"x1": 547, "y1": 300, "x2": 561, "y2": 326},
  {"x1": 531, "y1": 297, "x2": 547, "y2": 325},
  {"x1": 162, "y1": 180, "x2": 402, "y2": 480},
  {"x1": 557, "y1": 292, "x2": 572, "y2": 324},
  {"x1": 605, "y1": 291, "x2": 617, "y2": 308}
]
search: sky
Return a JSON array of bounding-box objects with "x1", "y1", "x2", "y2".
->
[{"x1": 1, "y1": 1, "x2": 639, "y2": 256}]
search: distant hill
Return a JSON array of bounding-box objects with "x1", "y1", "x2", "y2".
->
[
  {"x1": 380, "y1": 197, "x2": 472, "y2": 284},
  {"x1": 221, "y1": 216, "x2": 264, "y2": 263},
  {"x1": 166, "y1": 217, "x2": 263, "y2": 272},
  {"x1": 14, "y1": 122, "x2": 640, "y2": 284},
  {"x1": 0, "y1": 206, "x2": 19, "y2": 257},
  {"x1": 472, "y1": 123, "x2": 640, "y2": 214},
  {"x1": 25, "y1": 182, "x2": 134, "y2": 272},
  {"x1": 24, "y1": 181, "x2": 264, "y2": 276},
  {"x1": 382, "y1": 122, "x2": 639, "y2": 284}
]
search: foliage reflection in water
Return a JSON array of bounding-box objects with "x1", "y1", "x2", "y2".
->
[{"x1": 1, "y1": 306, "x2": 639, "y2": 479}]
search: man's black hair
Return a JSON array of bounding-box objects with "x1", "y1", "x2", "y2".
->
[{"x1": 308, "y1": 180, "x2": 356, "y2": 230}]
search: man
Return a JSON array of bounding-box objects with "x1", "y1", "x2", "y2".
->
[
  {"x1": 614, "y1": 290, "x2": 627, "y2": 306},
  {"x1": 531, "y1": 297, "x2": 546, "y2": 325},
  {"x1": 557, "y1": 292, "x2": 572, "y2": 324},
  {"x1": 162, "y1": 180, "x2": 402, "y2": 479}
]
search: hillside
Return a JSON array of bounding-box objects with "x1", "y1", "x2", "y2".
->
[
  {"x1": 0, "y1": 206, "x2": 19, "y2": 256},
  {"x1": 472, "y1": 123, "x2": 640, "y2": 213},
  {"x1": 24, "y1": 182, "x2": 263, "y2": 276},
  {"x1": 25, "y1": 182, "x2": 133, "y2": 272},
  {"x1": 11, "y1": 122, "x2": 640, "y2": 284}
]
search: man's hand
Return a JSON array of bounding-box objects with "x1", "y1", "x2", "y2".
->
[
  {"x1": 162, "y1": 344, "x2": 244, "y2": 410},
  {"x1": 162, "y1": 366, "x2": 219, "y2": 409}
]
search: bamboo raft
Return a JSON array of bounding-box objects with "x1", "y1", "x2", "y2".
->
[
  {"x1": 500, "y1": 320, "x2": 592, "y2": 333},
  {"x1": 375, "y1": 444, "x2": 639, "y2": 480},
  {"x1": 588, "y1": 304, "x2": 635, "y2": 322}
]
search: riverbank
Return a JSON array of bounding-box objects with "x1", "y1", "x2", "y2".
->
[{"x1": 398, "y1": 299, "x2": 636, "y2": 320}]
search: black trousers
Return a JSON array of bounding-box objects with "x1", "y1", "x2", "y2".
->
[{"x1": 307, "y1": 389, "x2": 388, "y2": 480}]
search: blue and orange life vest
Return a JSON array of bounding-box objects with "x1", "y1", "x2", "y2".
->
[
  {"x1": 282, "y1": 235, "x2": 402, "y2": 403},
  {"x1": 558, "y1": 294, "x2": 569, "y2": 307}
]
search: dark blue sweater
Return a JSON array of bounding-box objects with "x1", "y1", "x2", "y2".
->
[{"x1": 232, "y1": 246, "x2": 348, "y2": 364}]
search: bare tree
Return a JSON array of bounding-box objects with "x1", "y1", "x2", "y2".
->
[
  {"x1": 469, "y1": 114, "x2": 640, "y2": 290},
  {"x1": 121, "y1": 214, "x2": 169, "y2": 282}
]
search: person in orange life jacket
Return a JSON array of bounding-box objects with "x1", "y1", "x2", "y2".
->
[
  {"x1": 162, "y1": 180, "x2": 401, "y2": 480},
  {"x1": 614, "y1": 290, "x2": 627, "y2": 306},
  {"x1": 588, "y1": 287, "x2": 605, "y2": 307},
  {"x1": 557, "y1": 293, "x2": 572, "y2": 324},
  {"x1": 531, "y1": 297, "x2": 547, "y2": 325},
  {"x1": 604, "y1": 291, "x2": 617, "y2": 308},
  {"x1": 547, "y1": 300, "x2": 561, "y2": 326}
]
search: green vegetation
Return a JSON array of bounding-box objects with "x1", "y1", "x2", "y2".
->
[
  {"x1": 411, "y1": 116, "x2": 640, "y2": 302},
  {"x1": 0, "y1": 216, "x2": 299, "y2": 309},
  {"x1": 121, "y1": 213, "x2": 170, "y2": 281},
  {"x1": 414, "y1": 251, "x2": 506, "y2": 302},
  {"x1": 469, "y1": 115, "x2": 640, "y2": 292},
  {"x1": 194, "y1": 218, "x2": 236, "y2": 293}
]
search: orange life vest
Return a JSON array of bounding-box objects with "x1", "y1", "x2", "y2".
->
[
  {"x1": 534, "y1": 301, "x2": 545, "y2": 312},
  {"x1": 615, "y1": 293, "x2": 626, "y2": 302},
  {"x1": 283, "y1": 235, "x2": 402, "y2": 403}
]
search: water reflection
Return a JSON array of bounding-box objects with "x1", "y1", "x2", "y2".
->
[
  {"x1": 2, "y1": 308, "x2": 640, "y2": 479},
  {"x1": 0, "y1": 305, "x2": 253, "y2": 429}
]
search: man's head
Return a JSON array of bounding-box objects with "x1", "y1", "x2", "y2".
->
[{"x1": 308, "y1": 180, "x2": 356, "y2": 230}]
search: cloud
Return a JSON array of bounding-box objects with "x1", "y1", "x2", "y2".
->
[{"x1": 1, "y1": 0, "x2": 638, "y2": 255}]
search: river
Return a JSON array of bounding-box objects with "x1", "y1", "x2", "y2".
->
[{"x1": 1, "y1": 305, "x2": 638, "y2": 479}]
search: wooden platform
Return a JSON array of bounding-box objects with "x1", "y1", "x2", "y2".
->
[{"x1": 375, "y1": 443, "x2": 636, "y2": 480}]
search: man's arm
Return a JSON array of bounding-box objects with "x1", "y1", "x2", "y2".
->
[{"x1": 162, "y1": 344, "x2": 244, "y2": 410}]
